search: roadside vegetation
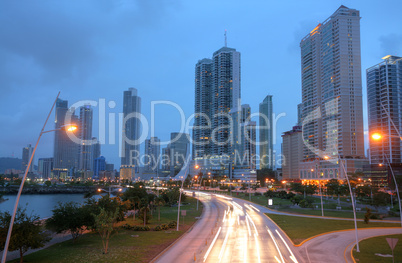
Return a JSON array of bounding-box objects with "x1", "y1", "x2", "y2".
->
[
  {"x1": 3, "y1": 183, "x2": 202, "y2": 263},
  {"x1": 353, "y1": 234, "x2": 402, "y2": 263},
  {"x1": 266, "y1": 213, "x2": 401, "y2": 245}
]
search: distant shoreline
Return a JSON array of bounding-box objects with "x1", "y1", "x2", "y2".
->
[{"x1": 1, "y1": 185, "x2": 97, "y2": 195}]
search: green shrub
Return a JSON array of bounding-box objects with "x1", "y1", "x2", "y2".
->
[{"x1": 168, "y1": 221, "x2": 177, "y2": 228}]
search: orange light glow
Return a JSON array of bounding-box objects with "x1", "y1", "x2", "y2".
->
[
  {"x1": 195, "y1": 165, "x2": 199, "y2": 169},
  {"x1": 66, "y1": 125, "x2": 77, "y2": 132},
  {"x1": 371, "y1": 133, "x2": 382, "y2": 140}
]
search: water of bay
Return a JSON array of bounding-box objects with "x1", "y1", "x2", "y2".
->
[{"x1": 0, "y1": 194, "x2": 89, "y2": 219}]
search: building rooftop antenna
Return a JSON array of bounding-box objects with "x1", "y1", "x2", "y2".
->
[{"x1": 224, "y1": 29, "x2": 227, "y2": 47}]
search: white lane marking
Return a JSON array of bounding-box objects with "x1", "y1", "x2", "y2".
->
[
  {"x1": 275, "y1": 229, "x2": 298, "y2": 263},
  {"x1": 203, "y1": 227, "x2": 222, "y2": 262},
  {"x1": 267, "y1": 229, "x2": 285, "y2": 263}
]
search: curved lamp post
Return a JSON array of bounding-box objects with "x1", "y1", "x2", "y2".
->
[{"x1": 1, "y1": 92, "x2": 77, "y2": 263}]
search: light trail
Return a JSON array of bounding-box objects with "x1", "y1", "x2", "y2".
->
[
  {"x1": 254, "y1": 233, "x2": 261, "y2": 263},
  {"x1": 274, "y1": 256, "x2": 281, "y2": 263},
  {"x1": 218, "y1": 224, "x2": 231, "y2": 261},
  {"x1": 275, "y1": 229, "x2": 298, "y2": 263},
  {"x1": 246, "y1": 213, "x2": 258, "y2": 236},
  {"x1": 249, "y1": 204, "x2": 260, "y2": 212},
  {"x1": 245, "y1": 216, "x2": 252, "y2": 236},
  {"x1": 243, "y1": 232, "x2": 247, "y2": 263},
  {"x1": 203, "y1": 227, "x2": 222, "y2": 262},
  {"x1": 215, "y1": 194, "x2": 233, "y2": 200},
  {"x1": 267, "y1": 228, "x2": 285, "y2": 263}
]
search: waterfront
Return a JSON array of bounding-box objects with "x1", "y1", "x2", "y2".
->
[{"x1": 0, "y1": 194, "x2": 88, "y2": 219}]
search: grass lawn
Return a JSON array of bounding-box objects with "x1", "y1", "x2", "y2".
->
[
  {"x1": 353, "y1": 234, "x2": 402, "y2": 263},
  {"x1": 266, "y1": 213, "x2": 401, "y2": 245},
  {"x1": 10, "y1": 197, "x2": 203, "y2": 263},
  {"x1": 276, "y1": 208, "x2": 365, "y2": 219}
]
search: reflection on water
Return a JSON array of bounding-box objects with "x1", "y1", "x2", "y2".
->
[{"x1": 0, "y1": 194, "x2": 88, "y2": 219}]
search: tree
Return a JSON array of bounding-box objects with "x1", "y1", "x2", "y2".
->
[
  {"x1": 154, "y1": 196, "x2": 165, "y2": 221},
  {"x1": 44, "y1": 180, "x2": 52, "y2": 187},
  {"x1": 364, "y1": 207, "x2": 372, "y2": 224},
  {"x1": 92, "y1": 208, "x2": 119, "y2": 254},
  {"x1": 0, "y1": 208, "x2": 51, "y2": 263},
  {"x1": 372, "y1": 192, "x2": 391, "y2": 207},
  {"x1": 161, "y1": 187, "x2": 186, "y2": 206},
  {"x1": 46, "y1": 202, "x2": 87, "y2": 242},
  {"x1": 138, "y1": 198, "x2": 152, "y2": 226}
]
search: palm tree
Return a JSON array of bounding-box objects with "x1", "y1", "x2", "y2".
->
[
  {"x1": 131, "y1": 196, "x2": 140, "y2": 221},
  {"x1": 154, "y1": 197, "x2": 165, "y2": 221}
]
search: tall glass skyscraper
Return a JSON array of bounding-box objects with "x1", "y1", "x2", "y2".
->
[
  {"x1": 193, "y1": 46, "x2": 241, "y2": 159},
  {"x1": 121, "y1": 88, "x2": 141, "y2": 168},
  {"x1": 79, "y1": 105, "x2": 93, "y2": 171},
  {"x1": 53, "y1": 98, "x2": 79, "y2": 179},
  {"x1": 367, "y1": 55, "x2": 402, "y2": 164},
  {"x1": 211, "y1": 47, "x2": 241, "y2": 156},
  {"x1": 193, "y1": 58, "x2": 213, "y2": 159},
  {"x1": 300, "y1": 5, "x2": 364, "y2": 160},
  {"x1": 259, "y1": 95, "x2": 273, "y2": 169}
]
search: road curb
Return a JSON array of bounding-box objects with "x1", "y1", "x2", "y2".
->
[{"x1": 149, "y1": 197, "x2": 206, "y2": 263}]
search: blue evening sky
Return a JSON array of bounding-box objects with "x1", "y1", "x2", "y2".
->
[{"x1": 1, "y1": 0, "x2": 401, "y2": 168}]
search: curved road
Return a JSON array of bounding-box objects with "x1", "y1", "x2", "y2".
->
[{"x1": 154, "y1": 192, "x2": 303, "y2": 263}]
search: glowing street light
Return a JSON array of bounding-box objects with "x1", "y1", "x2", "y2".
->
[
  {"x1": 2, "y1": 92, "x2": 78, "y2": 263},
  {"x1": 371, "y1": 132, "x2": 382, "y2": 140}
]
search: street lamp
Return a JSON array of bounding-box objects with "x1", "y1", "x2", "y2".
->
[
  {"x1": 98, "y1": 187, "x2": 122, "y2": 196},
  {"x1": 371, "y1": 132, "x2": 402, "y2": 228},
  {"x1": 1, "y1": 92, "x2": 78, "y2": 263}
]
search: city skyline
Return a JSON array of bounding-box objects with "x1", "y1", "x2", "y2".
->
[{"x1": 1, "y1": 1, "x2": 402, "y2": 168}]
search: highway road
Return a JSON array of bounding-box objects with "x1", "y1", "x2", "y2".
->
[{"x1": 154, "y1": 192, "x2": 303, "y2": 263}]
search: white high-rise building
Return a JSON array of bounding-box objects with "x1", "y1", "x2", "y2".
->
[
  {"x1": 300, "y1": 5, "x2": 364, "y2": 161},
  {"x1": 299, "y1": 6, "x2": 367, "y2": 180}
]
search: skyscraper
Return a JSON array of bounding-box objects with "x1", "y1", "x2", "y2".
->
[
  {"x1": 259, "y1": 95, "x2": 274, "y2": 169},
  {"x1": 367, "y1": 55, "x2": 402, "y2": 164},
  {"x1": 53, "y1": 98, "x2": 79, "y2": 179},
  {"x1": 211, "y1": 46, "x2": 241, "y2": 156},
  {"x1": 121, "y1": 88, "x2": 141, "y2": 169},
  {"x1": 193, "y1": 58, "x2": 213, "y2": 159},
  {"x1": 144, "y1": 137, "x2": 161, "y2": 172},
  {"x1": 79, "y1": 105, "x2": 93, "y2": 171},
  {"x1": 282, "y1": 126, "x2": 303, "y2": 179},
  {"x1": 169, "y1": 133, "x2": 190, "y2": 177},
  {"x1": 38, "y1": 157, "x2": 53, "y2": 179},
  {"x1": 91, "y1": 137, "x2": 101, "y2": 165},
  {"x1": 22, "y1": 144, "x2": 33, "y2": 173},
  {"x1": 300, "y1": 5, "x2": 364, "y2": 161},
  {"x1": 193, "y1": 45, "x2": 241, "y2": 158}
]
